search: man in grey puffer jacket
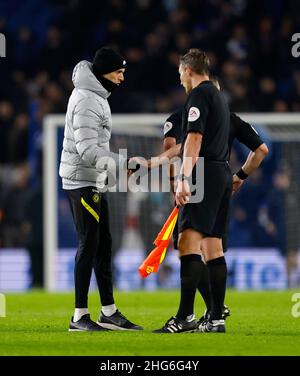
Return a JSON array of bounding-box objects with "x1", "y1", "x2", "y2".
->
[{"x1": 59, "y1": 47, "x2": 142, "y2": 332}]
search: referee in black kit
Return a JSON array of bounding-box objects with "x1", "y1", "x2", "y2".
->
[
  {"x1": 163, "y1": 77, "x2": 269, "y2": 329},
  {"x1": 148, "y1": 48, "x2": 232, "y2": 333}
]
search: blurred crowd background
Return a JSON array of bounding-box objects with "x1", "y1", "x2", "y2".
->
[{"x1": 1, "y1": 0, "x2": 300, "y2": 288}]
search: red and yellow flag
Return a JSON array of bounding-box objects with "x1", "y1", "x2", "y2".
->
[{"x1": 138, "y1": 206, "x2": 179, "y2": 278}]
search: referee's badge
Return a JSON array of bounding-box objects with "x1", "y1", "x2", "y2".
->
[
  {"x1": 164, "y1": 121, "x2": 173, "y2": 135},
  {"x1": 188, "y1": 107, "x2": 200, "y2": 122}
]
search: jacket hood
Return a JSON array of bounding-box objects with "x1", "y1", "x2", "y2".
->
[{"x1": 72, "y1": 60, "x2": 110, "y2": 99}]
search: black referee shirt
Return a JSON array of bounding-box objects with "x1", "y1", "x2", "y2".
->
[
  {"x1": 164, "y1": 109, "x2": 264, "y2": 155},
  {"x1": 163, "y1": 108, "x2": 183, "y2": 141},
  {"x1": 228, "y1": 113, "x2": 263, "y2": 152},
  {"x1": 180, "y1": 80, "x2": 230, "y2": 160}
]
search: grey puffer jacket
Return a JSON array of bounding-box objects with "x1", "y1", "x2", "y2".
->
[{"x1": 59, "y1": 60, "x2": 124, "y2": 189}]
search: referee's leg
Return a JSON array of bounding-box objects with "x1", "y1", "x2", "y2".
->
[
  {"x1": 201, "y1": 237, "x2": 226, "y2": 321},
  {"x1": 176, "y1": 229, "x2": 204, "y2": 320},
  {"x1": 200, "y1": 172, "x2": 231, "y2": 322}
]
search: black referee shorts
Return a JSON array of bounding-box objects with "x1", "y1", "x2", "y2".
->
[{"x1": 178, "y1": 161, "x2": 232, "y2": 239}]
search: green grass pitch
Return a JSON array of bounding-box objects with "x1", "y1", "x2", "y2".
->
[{"x1": 0, "y1": 290, "x2": 300, "y2": 356}]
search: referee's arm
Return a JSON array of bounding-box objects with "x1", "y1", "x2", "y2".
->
[
  {"x1": 175, "y1": 89, "x2": 208, "y2": 205},
  {"x1": 163, "y1": 109, "x2": 184, "y2": 190},
  {"x1": 232, "y1": 143, "x2": 269, "y2": 193},
  {"x1": 176, "y1": 132, "x2": 202, "y2": 206},
  {"x1": 128, "y1": 143, "x2": 181, "y2": 172},
  {"x1": 164, "y1": 137, "x2": 177, "y2": 193},
  {"x1": 163, "y1": 137, "x2": 176, "y2": 151},
  {"x1": 240, "y1": 143, "x2": 269, "y2": 176},
  {"x1": 180, "y1": 132, "x2": 202, "y2": 177},
  {"x1": 231, "y1": 113, "x2": 269, "y2": 193}
]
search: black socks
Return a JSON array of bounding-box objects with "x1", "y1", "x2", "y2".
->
[
  {"x1": 206, "y1": 256, "x2": 227, "y2": 320},
  {"x1": 197, "y1": 258, "x2": 212, "y2": 312},
  {"x1": 176, "y1": 254, "x2": 203, "y2": 320},
  {"x1": 176, "y1": 254, "x2": 227, "y2": 321}
]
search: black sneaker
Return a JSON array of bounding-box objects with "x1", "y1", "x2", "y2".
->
[
  {"x1": 153, "y1": 315, "x2": 198, "y2": 334},
  {"x1": 69, "y1": 314, "x2": 110, "y2": 332},
  {"x1": 97, "y1": 310, "x2": 143, "y2": 331},
  {"x1": 198, "y1": 319, "x2": 225, "y2": 333},
  {"x1": 198, "y1": 305, "x2": 231, "y2": 325}
]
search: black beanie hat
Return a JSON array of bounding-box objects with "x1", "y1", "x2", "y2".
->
[{"x1": 92, "y1": 47, "x2": 126, "y2": 76}]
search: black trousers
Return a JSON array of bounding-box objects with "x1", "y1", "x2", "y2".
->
[{"x1": 66, "y1": 187, "x2": 114, "y2": 308}]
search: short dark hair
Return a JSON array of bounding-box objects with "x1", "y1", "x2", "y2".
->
[{"x1": 179, "y1": 49, "x2": 210, "y2": 75}]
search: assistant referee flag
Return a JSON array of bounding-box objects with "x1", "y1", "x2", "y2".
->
[{"x1": 138, "y1": 207, "x2": 179, "y2": 278}]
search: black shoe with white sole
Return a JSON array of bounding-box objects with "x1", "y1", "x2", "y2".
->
[
  {"x1": 222, "y1": 304, "x2": 231, "y2": 319},
  {"x1": 153, "y1": 315, "x2": 198, "y2": 334},
  {"x1": 198, "y1": 304, "x2": 231, "y2": 325},
  {"x1": 97, "y1": 310, "x2": 143, "y2": 331},
  {"x1": 69, "y1": 314, "x2": 110, "y2": 332},
  {"x1": 197, "y1": 309, "x2": 210, "y2": 326},
  {"x1": 197, "y1": 319, "x2": 226, "y2": 333}
]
